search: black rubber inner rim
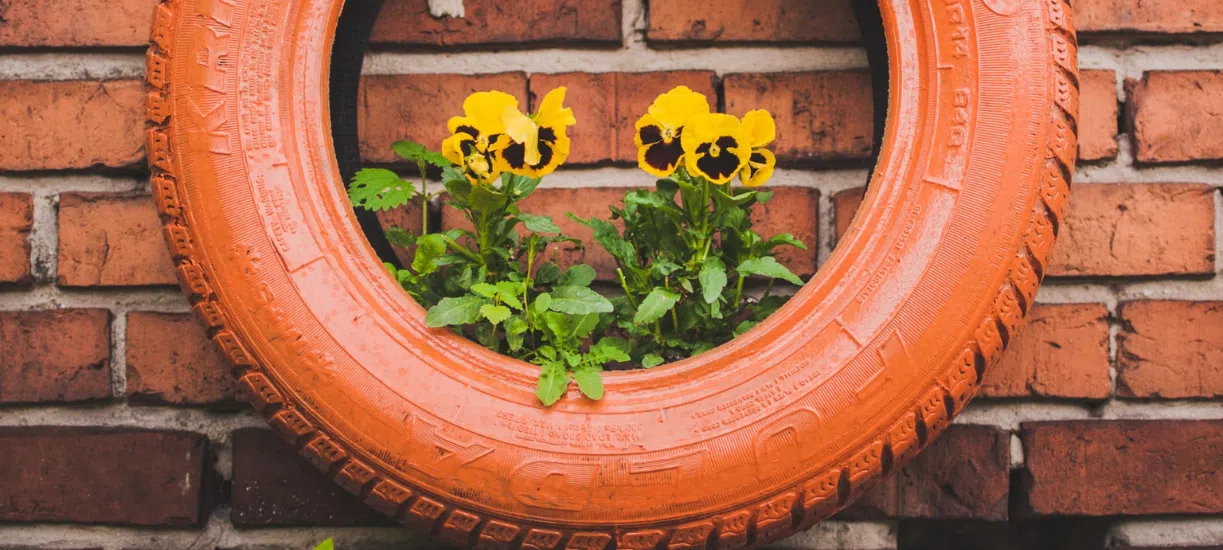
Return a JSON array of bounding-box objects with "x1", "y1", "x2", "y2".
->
[{"x1": 329, "y1": 0, "x2": 889, "y2": 268}]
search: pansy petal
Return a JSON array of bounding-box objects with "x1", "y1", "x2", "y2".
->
[
  {"x1": 502, "y1": 105, "x2": 541, "y2": 166},
  {"x1": 461, "y1": 91, "x2": 519, "y2": 135},
  {"x1": 536, "y1": 87, "x2": 577, "y2": 129},
  {"x1": 648, "y1": 86, "x2": 711, "y2": 131},
  {"x1": 741, "y1": 148, "x2": 776, "y2": 187},
  {"x1": 742, "y1": 110, "x2": 777, "y2": 149},
  {"x1": 441, "y1": 132, "x2": 474, "y2": 166},
  {"x1": 634, "y1": 114, "x2": 666, "y2": 148},
  {"x1": 639, "y1": 140, "x2": 684, "y2": 178}
]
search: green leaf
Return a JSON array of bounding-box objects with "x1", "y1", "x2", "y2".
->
[
  {"x1": 557, "y1": 265, "x2": 597, "y2": 288},
  {"x1": 425, "y1": 295, "x2": 488, "y2": 327},
  {"x1": 536, "y1": 361, "x2": 569, "y2": 406},
  {"x1": 571, "y1": 313, "x2": 600, "y2": 339},
  {"x1": 737, "y1": 257, "x2": 804, "y2": 286},
  {"x1": 392, "y1": 139, "x2": 453, "y2": 168},
  {"x1": 642, "y1": 354, "x2": 665, "y2": 369},
  {"x1": 650, "y1": 259, "x2": 682, "y2": 279},
  {"x1": 470, "y1": 283, "x2": 497, "y2": 298},
  {"x1": 518, "y1": 213, "x2": 561, "y2": 234},
  {"x1": 384, "y1": 227, "x2": 417, "y2": 249},
  {"x1": 443, "y1": 171, "x2": 472, "y2": 201},
  {"x1": 550, "y1": 286, "x2": 614, "y2": 315},
  {"x1": 534, "y1": 262, "x2": 561, "y2": 284},
  {"x1": 624, "y1": 189, "x2": 670, "y2": 209},
  {"x1": 349, "y1": 168, "x2": 415, "y2": 211},
  {"x1": 755, "y1": 190, "x2": 775, "y2": 203},
  {"x1": 469, "y1": 184, "x2": 508, "y2": 215},
  {"x1": 592, "y1": 337, "x2": 632, "y2": 362},
  {"x1": 314, "y1": 539, "x2": 336, "y2": 550},
  {"x1": 494, "y1": 281, "x2": 525, "y2": 310},
  {"x1": 760, "y1": 233, "x2": 808, "y2": 252},
  {"x1": 480, "y1": 304, "x2": 512, "y2": 326},
  {"x1": 734, "y1": 320, "x2": 759, "y2": 337},
  {"x1": 634, "y1": 287, "x2": 681, "y2": 325},
  {"x1": 534, "y1": 293, "x2": 553, "y2": 314},
  {"x1": 502, "y1": 173, "x2": 542, "y2": 199},
  {"x1": 699, "y1": 258, "x2": 728, "y2": 304},
  {"x1": 506, "y1": 317, "x2": 528, "y2": 352},
  {"x1": 568, "y1": 214, "x2": 636, "y2": 266},
  {"x1": 412, "y1": 234, "x2": 447, "y2": 275},
  {"x1": 573, "y1": 366, "x2": 604, "y2": 400}
]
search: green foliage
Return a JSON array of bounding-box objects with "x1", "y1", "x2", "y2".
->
[
  {"x1": 313, "y1": 539, "x2": 335, "y2": 550},
  {"x1": 354, "y1": 145, "x2": 805, "y2": 405}
]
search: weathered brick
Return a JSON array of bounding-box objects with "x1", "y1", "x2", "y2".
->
[
  {"x1": 126, "y1": 312, "x2": 238, "y2": 407},
  {"x1": 1128, "y1": 71, "x2": 1223, "y2": 164},
  {"x1": 359, "y1": 73, "x2": 529, "y2": 164},
  {"x1": 1117, "y1": 301, "x2": 1223, "y2": 399},
  {"x1": 0, "y1": 309, "x2": 112, "y2": 405},
  {"x1": 0, "y1": 0, "x2": 157, "y2": 47},
  {"x1": 753, "y1": 187, "x2": 819, "y2": 277},
  {"x1": 528, "y1": 71, "x2": 719, "y2": 165},
  {"x1": 372, "y1": 0, "x2": 621, "y2": 47},
  {"x1": 724, "y1": 71, "x2": 874, "y2": 164},
  {"x1": 1021, "y1": 421, "x2": 1223, "y2": 516},
  {"x1": 440, "y1": 186, "x2": 820, "y2": 280},
  {"x1": 1075, "y1": 0, "x2": 1223, "y2": 36},
  {"x1": 0, "y1": 193, "x2": 33, "y2": 285},
  {"x1": 231, "y1": 429, "x2": 390, "y2": 527},
  {"x1": 982, "y1": 304, "x2": 1111, "y2": 400},
  {"x1": 648, "y1": 0, "x2": 861, "y2": 44},
  {"x1": 1048, "y1": 183, "x2": 1216, "y2": 277},
  {"x1": 833, "y1": 186, "x2": 865, "y2": 242},
  {"x1": 0, "y1": 80, "x2": 144, "y2": 171},
  {"x1": 848, "y1": 425, "x2": 1010, "y2": 520},
  {"x1": 57, "y1": 193, "x2": 176, "y2": 287},
  {"x1": 1079, "y1": 70, "x2": 1119, "y2": 162},
  {"x1": 0, "y1": 428, "x2": 209, "y2": 525}
]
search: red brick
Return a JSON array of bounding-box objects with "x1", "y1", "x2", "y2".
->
[
  {"x1": 0, "y1": 428, "x2": 209, "y2": 525},
  {"x1": 1128, "y1": 71, "x2": 1223, "y2": 164},
  {"x1": 441, "y1": 186, "x2": 820, "y2": 280},
  {"x1": 833, "y1": 186, "x2": 865, "y2": 242},
  {"x1": 0, "y1": 80, "x2": 144, "y2": 171},
  {"x1": 0, "y1": 309, "x2": 111, "y2": 405},
  {"x1": 982, "y1": 304, "x2": 1111, "y2": 400},
  {"x1": 126, "y1": 312, "x2": 237, "y2": 407},
  {"x1": 1021, "y1": 420, "x2": 1223, "y2": 516},
  {"x1": 0, "y1": 0, "x2": 157, "y2": 47},
  {"x1": 57, "y1": 193, "x2": 176, "y2": 287},
  {"x1": 231, "y1": 429, "x2": 390, "y2": 527},
  {"x1": 1048, "y1": 183, "x2": 1216, "y2": 277},
  {"x1": 848, "y1": 425, "x2": 1010, "y2": 520},
  {"x1": 753, "y1": 187, "x2": 819, "y2": 277},
  {"x1": 724, "y1": 71, "x2": 874, "y2": 164},
  {"x1": 0, "y1": 193, "x2": 33, "y2": 285},
  {"x1": 648, "y1": 0, "x2": 861, "y2": 44},
  {"x1": 528, "y1": 71, "x2": 719, "y2": 165},
  {"x1": 372, "y1": 0, "x2": 621, "y2": 47},
  {"x1": 359, "y1": 73, "x2": 528, "y2": 164},
  {"x1": 1079, "y1": 70, "x2": 1119, "y2": 162},
  {"x1": 1117, "y1": 301, "x2": 1223, "y2": 399},
  {"x1": 1075, "y1": 0, "x2": 1223, "y2": 36}
]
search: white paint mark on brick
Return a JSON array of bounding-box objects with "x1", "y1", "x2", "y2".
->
[
  {"x1": 959, "y1": 400, "x2": 1223, "y2": 431},
  {"x1": 623, "y1": 0, "x2": 648, "y2": 51},
  {"x1": 772, "y1": 521, "x2": 898, "y2": 550},
  {"x1": 1110, "y1": 518, "x2": 1223, "y2": 548},
  {"x1": 1009, "y1": 433, "x2": 1025, "y2": 470},
  {"x1": 427, "y1": 0, "x2": 464, "y2": 19}
]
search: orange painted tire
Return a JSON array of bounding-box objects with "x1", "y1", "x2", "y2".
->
[{"x1": 146, "y1": 0, "x2": 1078, "y2": 547}]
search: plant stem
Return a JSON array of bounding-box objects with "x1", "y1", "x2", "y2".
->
[
  {"x1": 418, "y1": 161, "x2": 429, "y2": 235},
  {"x1": 733, "y1": 272, "x2": 746, "y2": 310},
  {"x1": 617, "y1": 269, "x2": 637, "y2": 309},
  {"x1": 442, "y1": 235, "x2": 481, "y2": 264}
]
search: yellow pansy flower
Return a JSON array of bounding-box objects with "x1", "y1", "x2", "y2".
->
[
  {"x1": 739, "y1": 109, "x2": 777, "y2": 187},
  {"x1": 443, "y1": 91, "x2": 520, "y2": 184},
  {"x1": 634, "y1": 86, "x2": 711, "y2": 178},
  {"x1": 496, "y1": 87, "x2": 576, "y2": 178},
  {"x1": 680, "y1": 113, "x2": 751, "y2": 185}
]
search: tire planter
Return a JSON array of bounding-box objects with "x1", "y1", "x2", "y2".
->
[{"x1": 146, "y1": 0, "x2": 1078, "y2": 548}]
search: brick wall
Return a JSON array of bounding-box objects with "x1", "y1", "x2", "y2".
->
[{"x1": 0, "y1": 1, "x2": 1221, "y2": 549}]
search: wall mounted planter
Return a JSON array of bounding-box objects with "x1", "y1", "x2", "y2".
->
[{"x1": 146, "y1": 0, "x2": 1078, "y2": 547}]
